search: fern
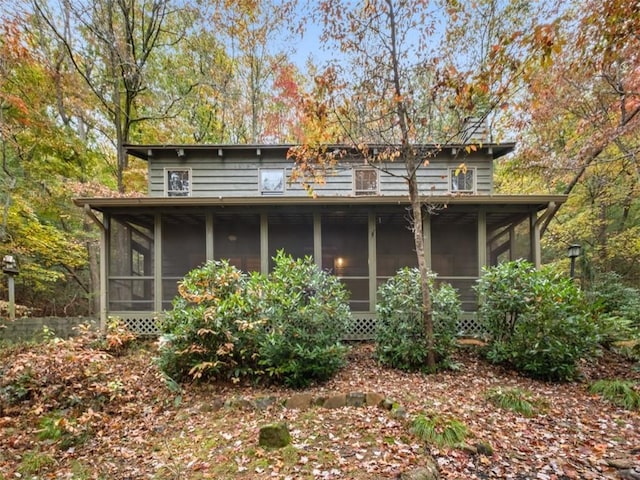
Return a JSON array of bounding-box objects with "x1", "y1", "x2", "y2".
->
[
  {"x1": 485, "y1": 387, "x2": 547, "y2": 417},
  {"x1": 589, "y1": 379, "x2": 640, "y2": 410},
  {"x1": 410, "y1": 413, "x2": 468, "y2": 448}
]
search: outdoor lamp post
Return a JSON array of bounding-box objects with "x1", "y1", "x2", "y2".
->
[
  {"x1": 2, "y1": 255, "x2": 19, "y2": 320},
  {"x1": 567, "y1": 244, "x2": 581, "y2": 279}
]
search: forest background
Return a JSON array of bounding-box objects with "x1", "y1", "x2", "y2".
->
[{"x1": 0, "y1": 0, "x2": 638, "y2": 317}]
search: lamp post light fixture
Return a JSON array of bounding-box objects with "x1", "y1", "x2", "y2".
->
[
  {"x1": 2, "y1": 254, "x2": 19, "y2": 320},
  {"x1": 567, "y1": 244, "x2": 581, "y2": 279}
]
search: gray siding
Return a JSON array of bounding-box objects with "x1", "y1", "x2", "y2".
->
[{"x1": 147, "y1": 149, "x2": 494, "y2": 198}]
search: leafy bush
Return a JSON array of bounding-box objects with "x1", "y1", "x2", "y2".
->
[
  {"x1": 410, "y1": 412, "x2": 468, "y2": 448},
  {"x1": 589, "y1": 379, "x2": 640, "y2": 410},
  {"x1": 157, "y1": 252, "x2": 352, "y2": 387},
  {"x1": 258, "y1": 251, "x2": 351, "y2": 388},
  {"x1": 157, "y1": 260, "x2": 267, "y2": 382},
  {"x1": 485, "y1": 386, "x2": 548, "y2": 417},
  {"x1": 586, "y1": 272, "x2": 640, "y2": 347},
  {"x1": 375, "y1": 267, "x2": 461, "y2": 371},
  {"x1": 475, "y1": 260, "x2": 599, "y2": 381}
]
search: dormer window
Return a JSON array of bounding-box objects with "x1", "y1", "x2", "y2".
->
[
  {"x1": 450, "y1": 167, "x2": 475, "y2": 193},
  {"x1": 166, "y1": 168, "x2": 191, "y2": 197},
  {"x1": 354, "y1": 168, "x2": 378, "y2": 196}
]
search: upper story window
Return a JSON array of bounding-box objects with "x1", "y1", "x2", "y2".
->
[
  {"x1": 450, "y1": 167, "x2": 475, "y2": 193},
  {"x1": 354, "y1": 168, "x2": 378, "y2": 196},
  {"x1": 260, "y1": 168, "x2": 285, "y2": 195},
  {"x1": 166, "y1": 168, "x2": 191, "y2": 197}
]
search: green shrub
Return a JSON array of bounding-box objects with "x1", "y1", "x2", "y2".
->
[
  {"x1": 410, "y1": 412, "x2": 468, "y2": 448},
  {"x1": 589, "y1": 379, "x2": 640, "y2": 410},
  {"x1": 485, "y1": 386, "x2": 548, "y2": 417},
  {"x1": 258, "y1": 251, "x2": 351, "y2": 388},
  {"x1": 157, "y1": 252, "x2": 351, "y2": 387},
  {"x1": 157, "y1": 260, "x2": 266, "y2": 382},
  {"x1": 475, "y1": 260, "x2": 599, "y2": 381},
  {"x1": 375, "y1": 267, "x2": 461, "y2": 371},
  {"x1": 586, "y1": 272, "x2": 640, "y2": 346}
]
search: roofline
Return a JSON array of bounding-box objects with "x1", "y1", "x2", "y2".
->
[
  {"x1": 124, "y1": 142, "x2": 516, "y2": 161},
  {"x1": 75, "y1": 194, "x2": 566, "y2": 212}
]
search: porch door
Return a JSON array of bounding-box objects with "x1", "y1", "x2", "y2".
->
[
  {"x1": 321, "y1": 211, "x2": 369, "y2": 311},
  {"x1": 430, "y1": 211, "x2": 479, "y2": 311}
]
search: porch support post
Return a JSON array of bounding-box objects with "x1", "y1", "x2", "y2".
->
[
  {"x1": 478, "y1": 208, "x2": 487, "y2": 276},
  {"x1": 313, "y1": 212, "x2": 322, "y2": 269},
  {"x1": 260, "y1": 213, "x2": 269, "y2": 274},
  {"x1": 509, "y1": 226, "x2": 516, "y2": 261},
  {"x1": 423, "y1": 212, "x2": 432, "y2": 270},
  {"x1": 206, "y1": 212, "x2": 214, "y2": 261},
  {"x1": 100, "y1": 214, "x2": 109, "y2": 331},
  {"x1": 154, "y1": 213, "x2": 162, "y2": 314},
  {"x1": 368, "y1": 211, "x2": 377, "y2": 311},
  {"x1": 531, "y1": 211, "x2": 541, "y2": 268}
]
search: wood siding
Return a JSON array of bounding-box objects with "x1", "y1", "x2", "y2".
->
[{"x1": 145, "y1": 147, "x2": 495, "y2": 198}]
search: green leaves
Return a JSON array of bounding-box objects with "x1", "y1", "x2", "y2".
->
[
  {"x1": 375, "y1": 267, "x2": 461, "y2": 371},
  {"x1": 158, "y1": 251, "x2": 352, "y2": 387},
  {"x1": 475, "y1": 260, "x2": 599, "y2": 381}
]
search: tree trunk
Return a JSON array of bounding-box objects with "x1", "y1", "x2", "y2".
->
[{"x1": 407, "y1": 167, "x2": 436, "y2": 369}]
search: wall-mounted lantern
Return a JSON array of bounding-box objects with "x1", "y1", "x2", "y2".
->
[
  {"x1": 2, "y1": 254, "x2": 19, "y2": 320},
  {"x1": 567, "y1": 244, "x2": 581, "y2": 279}
]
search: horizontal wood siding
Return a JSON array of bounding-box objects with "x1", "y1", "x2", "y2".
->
[{"x1": 147, "y1": 149, "x2": 493, "y2": 197}]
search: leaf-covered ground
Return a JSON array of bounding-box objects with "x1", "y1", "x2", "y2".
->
[{"x1": 1, "y1": 338, "x2": 639, "y2": 479}]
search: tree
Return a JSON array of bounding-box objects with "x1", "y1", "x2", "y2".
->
[
  {"x1": 289, "y1": 0, "x2": 561, "y2": 369},
  {"x1": 503, "y1": 0, "x2": 640, "y2": 281},
  {"x1": 32, "y1": 0, "x2": 187, "y2": 193}
]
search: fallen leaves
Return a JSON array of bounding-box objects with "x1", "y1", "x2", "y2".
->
[{"x1": 0, "y1": 340, "x2": 639, "y2": 478}]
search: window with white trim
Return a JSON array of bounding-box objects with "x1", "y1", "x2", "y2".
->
[
  {"x1": 165, "y1": 168, "x2": 191, "y2": 197},
  {"x1": 449, "y1": 167, "x2": 475, "y2": 193},
  {"x1": 354, "y1": 168, "x2": 378, "y2": 196}
]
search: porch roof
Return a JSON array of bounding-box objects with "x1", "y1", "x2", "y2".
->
[{"x1": 74, "y1": 194, "x2": 567, "y2": 213}]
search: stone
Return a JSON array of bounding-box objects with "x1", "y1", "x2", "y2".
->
[
  {"x1": 254, "y1": 396, "x2": 279, "y2": 410},
  {"x1": 399, "y1": 461, "x2": 439, "y2": 480},
  {"x1": 474, "y1": 441, "x2": 494, "y2": 456},
  {"x1": 323, "y1": 394, "x2": 347, "y2": 409},
  {"x1": 258, "y1": 422, "x2": 291, "y2": 449},
  {"x1": 391, "y1": 405, "x2": 407, "y2": 420},
  {"x1": 285, "y1": 393, "x2": 314, "y2": 410},
  {"x1": 380, "y1": 398, "x2": 394, "y2": 410},
  {"x1": 365, "y1": 392, "x2": 385, "y2": 407},
  {"x1": 346, "y1": 392, "x2": 366, "y2": 407}
]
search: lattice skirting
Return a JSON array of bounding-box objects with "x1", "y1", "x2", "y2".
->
[{"x1": 113, "y1": 312, "x2": 486, "y2": 340}]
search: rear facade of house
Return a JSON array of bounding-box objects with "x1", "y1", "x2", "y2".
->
[{"x1": 75, "y1": 142, "x2": 566, "y2": 339}]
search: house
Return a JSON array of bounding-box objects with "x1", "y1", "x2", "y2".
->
[{"x1": 74, "y1": 143, "x2": 566, "y2": 338}]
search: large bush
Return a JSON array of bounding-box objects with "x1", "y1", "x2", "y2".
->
[
  {"x1": 475, "y1": 260, "x2": 599, "y2": 381},
  {"x1": 375, "y1": 267, "x2": 461, "y2": 371},
  {"x1": 157, "y1": 252, "x2": 351, "y2": 387},
  {"x1": 259, "y1": 251, "x2": 351, "y2": 387}
]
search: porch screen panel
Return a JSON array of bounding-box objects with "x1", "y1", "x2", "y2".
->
[
  {"x1": 376, "y1": 211, "x2": 417, "y2": 279},
  {"x1": 214, "y1": 213, "x2": 261, "y2": 272},
  {"x1": 108, "y1": 216, "x2": 154, "y2": 311},
  {"x1": 321, "y1": 211, "x2": 369, "y2": 311},
  {"x1": 430, "y1": 212, "x2": 478, "y2": 311},
  {"x1": 162, "y1": 215, "x2": 206, "y2": 310},
  {"x1": 268, "y1": 213, "x2": 314, "y2": 270},
  {"x1": 486, "y1": 213, "x2": 532, "y2": 266}
]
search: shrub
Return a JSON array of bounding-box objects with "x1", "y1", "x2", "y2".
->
[
  {"x1": 258, "y1": 251, "x2": 352, "y2": 388},
  {"x1": 589, "y1": 379, "x2": 640, "y2": 410},
  {"x1": 157, "y1": 252, "x2": 352, "y2": 387},
  {"x1": 157, "y1": 260, "x2": 266, "y2": 382},
  {"x1": 375, "y1": 267, "x2": 461, "y2": 371},
  {"x1": 586, "y1": 272, "x2": 640, "y2": 347},
  {"x1": 475, "y1": 260, "x2": 599, "y2": 381}
]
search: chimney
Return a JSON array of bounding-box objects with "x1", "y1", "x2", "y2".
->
[{"x1": 461, "y1": 116, "x2": 491, "y2": 144}]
